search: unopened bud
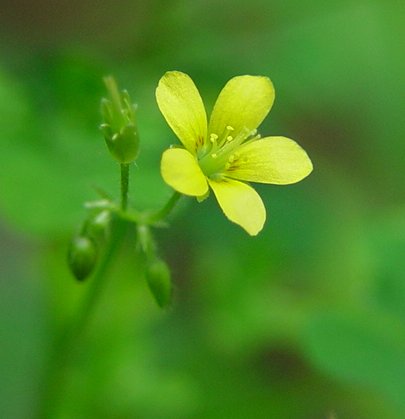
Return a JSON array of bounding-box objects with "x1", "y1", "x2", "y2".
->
[
  {"x1": 145, "y1": 259, "x2": 172, "y2": 308},
  {"x1": 68, "y1": 236, "x2": 97, "y2": 281},
  {"x1": 100, "y1": 76, "x2": 139, "y2": 163},
  {"x1": 86, "y1": 210, "x2": 111, "y2": 242}
]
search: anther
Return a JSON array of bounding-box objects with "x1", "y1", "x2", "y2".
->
[
  {"x1": 210, "y1": 133, "x2": 218, "y2": 143},
  {"x1": 226, "y1": 136, "x2": 233, "y2": 142},
  {"x1": 226, "y1": 125, "x2": 234, "y2": 131},
  {"x1": 211, "y1": 153, "x2": 218, "y2": 158}
]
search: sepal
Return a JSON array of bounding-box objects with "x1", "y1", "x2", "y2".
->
[
  {"x1": 100, "y1": 76, "x2": 140, "y2": 163},
  {"x1": 85, "y1": 210, "x2": 111, "y2": 243}
]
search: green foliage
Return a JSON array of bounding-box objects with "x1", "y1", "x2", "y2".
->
[{"x1": 302, "y1": 310, "x2": 405, "y2": 411}]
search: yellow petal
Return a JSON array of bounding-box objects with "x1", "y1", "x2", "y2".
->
[
  {"x1": 156, "y1": 71, "x2": 207, "y2": 153},
  {"x1": 208, "y1": 75, "x2": 275, "y2": 141},
  {"x1": 161, "y1": 148, "x2": 208, "y2": 196},
  {"x1": 226, "y1": 136, "x2": 313, "y2": 184},
  {"x1": 208, "y1": 178, "x2": 266, "y2": 236}
]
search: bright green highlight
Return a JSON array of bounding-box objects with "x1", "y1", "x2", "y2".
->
[{"x1": 156, "y1": 71, "x2": 313, "y2": 235}]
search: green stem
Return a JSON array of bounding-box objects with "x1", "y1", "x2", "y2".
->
[
  {"x1": 37, "y1": 219, "x2": 127, "y2": 419},
  {"x1": 147, "y1": 192, "x2": 181, "y2": 223},
  {"x1": 120, "y1": 163, "x2": 130, "y2": 211}
]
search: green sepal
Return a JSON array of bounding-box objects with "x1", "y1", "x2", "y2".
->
[
  {"x1": 85, "y1": 210, "x2": 111, "y2": 243},
  {"x1": 102, "y1": 123, "x2": 139, "y2": 164},
  {"x1": 100, "y1": 76, "x2": 140, "y2": 164}
]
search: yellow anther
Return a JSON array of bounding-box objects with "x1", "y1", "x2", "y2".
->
[
  {"x1": 226, "y1": 136, "x2": 233, "y2": 142},
  {"x1": 210, "y1": 133, "x2": 218, "y2": 142},
  {"x1": 211, "y1": 153, "x2": 218, "y2": 158},
  {"x1": 226, "y1": 125, "x2": 234, "y2": 131}
]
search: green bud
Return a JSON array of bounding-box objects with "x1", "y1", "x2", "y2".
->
[
  {"x1": 145, "y1": 259, "x2": 172, "y2": 308},
  {"x1": 100, "y1": 76, "x2": 140, "y2": 163},
  {"x1": 85, "y1": 210, "x2": 111, "y2": 243},
  {"x1": 68, "y1": 236, "x2": 97, "y2": 281}
]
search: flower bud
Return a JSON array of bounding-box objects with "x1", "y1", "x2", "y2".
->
[
  {"x1": 68, "y1": 236, "x2": 97, "y2": 281},
  {"x1": 86, "y1": 210, "x2": 111, "y2": 243},
  {"x1": 145, "y1": 259, "x2": 172, "y2": 308},
  {"x1": 100, "y1": 76, "x2": 139, "y2": 163}
]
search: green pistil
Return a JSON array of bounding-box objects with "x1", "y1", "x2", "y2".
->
[
  {"x1": 199, "y1": 150, "x2": 229, "y2": 176},
  {"x1": 198, "y1": 127, "x2": 255, "y2": 176}
]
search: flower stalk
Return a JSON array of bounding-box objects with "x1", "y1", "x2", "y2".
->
[{"x1": 120, "y1": 163, "x2": 130, "y2": 211}]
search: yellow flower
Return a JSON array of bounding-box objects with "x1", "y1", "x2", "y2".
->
[{"x1": 156, "y1": 71, "x2": 313, "y2": 235}]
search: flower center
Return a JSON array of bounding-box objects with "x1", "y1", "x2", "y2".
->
[{"x1": 198, "y1": 126, "x2": 259, "y2": 177}]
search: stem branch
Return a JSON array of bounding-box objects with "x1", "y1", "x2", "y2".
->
[{"x1": 147, "y1": 192, "x2": 181, "y2": 223}]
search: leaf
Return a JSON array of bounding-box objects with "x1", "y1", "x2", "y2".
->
[{"x1": 302, "y1": 310, "x2": 405, "y2": 411}]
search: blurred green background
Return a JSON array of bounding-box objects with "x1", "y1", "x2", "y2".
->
[{"x1": 1, "y1": 0, "x2": 404, "y2": 418}]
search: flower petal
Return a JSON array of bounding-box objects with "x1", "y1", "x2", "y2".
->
[
  {"x1": 208, "y1": 178, "x2": 266, "y2": 236},
  {"x1": 225, "y1": 136, "x2": 313, "y2": 184},
  {"x1": 208, "y1": 75, "x2": 275, "y2": 141},
  {"x1": 156, "y1": 71, "x2": 207, "y2": 153},
  {"x1": 161, "y1": 148, "x2": 208, "y2": 196}
]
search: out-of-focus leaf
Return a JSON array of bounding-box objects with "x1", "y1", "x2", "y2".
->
[
  {"x1": 366, "y1": 213, "x2": 405, "y2": 321},
  {"x1": 302, "y1": 310, "x2": 405, "y2": 411},
  {"x1": 0, "y1": 230, "x2": 48, "y2": 418}
]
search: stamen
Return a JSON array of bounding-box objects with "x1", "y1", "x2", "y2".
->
[
  {"x1": 211, "y1": 153, "x2": 218, "y2": 158},
  {"x1": 217, "y1": 125, "x2": 236, "y2": 146},
  {"x1": 210, "y1": 133, "x2": 218, "y2": 143}
]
